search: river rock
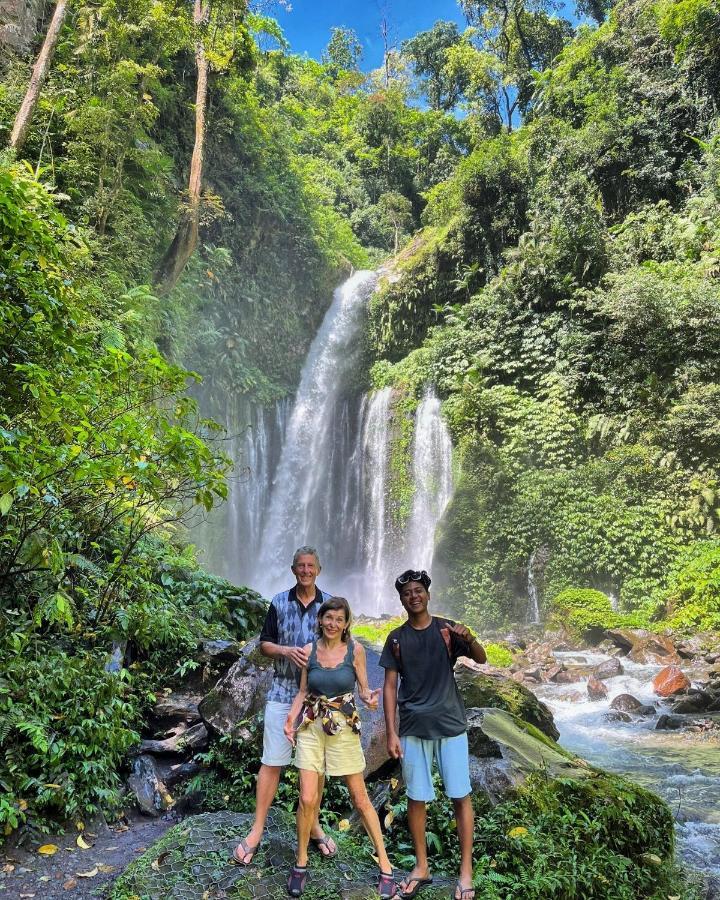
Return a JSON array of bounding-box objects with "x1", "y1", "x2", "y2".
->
[
  {"x1": 655, "y1": 714, "x2": 686, "y2": 730},
  {"x1": 456, "y1": 665, "x2": 559, "y2": 740},
  {"x1": 610, "y1": 693, "x2": 644, "y2": 712},
  {"x1": 605, "y1": 629, "x2": 680, "y2": 665},
  {"x1": 554, "y1": 669, "x2": 582, "y2": 684},
  {"x1": 155, "y1": 759, "x2": 201, "y2": 788},
  {"x1": 605, "y1": 628, "x2": 646, "y2": 654},
  {"x1": 127, "y1": 754, "x2": 174, "y2": 817},
  {"x1": 592, "y1": 657, "x2": 624, "y2": 680},
  {"x1": 198, "y1": 637, "x2": 273, "y2": 737},
  {"x1": 604, "y1": 710, "x2": 632, "y2": 723},
  {"x1": 587, "y1": 675, "x2": 608, "y2": 700},
  {"x1": 139, "y1": 722, "x2": 209, "y2": 755},
  {"x1": 652, "y1": 665, "x2": 691, "y2": 697},
  {"x1": 670, "y1": 690, "x2": 712, "y2": 715}
]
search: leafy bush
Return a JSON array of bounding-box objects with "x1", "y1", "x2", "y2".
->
[
  {"x1": 550, "y1": 588, "x2": 617, "y2": 634},
  {"x1": 664, "y1": 540, "x2": 720, "y2": 631}
]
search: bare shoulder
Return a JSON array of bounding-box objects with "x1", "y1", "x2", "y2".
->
[{"x1": 352, "y1": 639, "x2": 366, "y2": 660}]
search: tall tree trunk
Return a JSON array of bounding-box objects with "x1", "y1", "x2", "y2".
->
[
  {"x1": 154, "y1": 0, "x2": 210, "y2": 295},
  {"x1": 9, "y1": 0, "x2": 69, "y2": 153}
]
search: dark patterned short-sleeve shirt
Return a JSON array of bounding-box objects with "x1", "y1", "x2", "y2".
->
[{"x1": 261, "y1": 585, "x2": 332, "y2": 703}]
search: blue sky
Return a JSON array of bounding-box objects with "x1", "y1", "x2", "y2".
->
[{"x1": 275, "y1": 0, "x2": 466, "y2": 71}]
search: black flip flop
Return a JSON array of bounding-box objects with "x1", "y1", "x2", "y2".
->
[{"x1": 399, "y1": 876, "x2": 433, "y2": 899}]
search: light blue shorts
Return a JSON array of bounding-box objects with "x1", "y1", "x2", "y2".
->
[
  {"x1": 401, "y1": 732, "x2": 471, "y2": 801},
  {"x1": 261, "y1": 700, "x2": 293, "y2": 766}
]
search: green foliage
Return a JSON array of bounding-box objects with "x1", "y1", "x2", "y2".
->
[
  {"x1": 0, "y1": 161, "x2": 265, "y2": 836},
  {"x1": 550, "y1": 588, "x2": 616, "y2": 633},
  {"x1": 383, "y1": 772, "x2": 694, "y2": 898},
  {"x1": 664, "y1": 540, "x2": 720, "y2": 631},
  {"x1": 484, "y1": 642, "x2": 514, "y2": 667}
]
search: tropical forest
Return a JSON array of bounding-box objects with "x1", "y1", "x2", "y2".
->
[{"x1": 1, "y1": 0, "x2": 719, "y2": 896}]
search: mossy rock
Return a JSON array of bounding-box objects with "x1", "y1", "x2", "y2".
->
[
  {"x1": 109, "y1": 809, "x2": 456, "y2": 900},
  {"x1": 456, "y1": 666, "x2": 559, "y2": 741}
]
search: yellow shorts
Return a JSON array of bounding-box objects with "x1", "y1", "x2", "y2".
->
[{"x1": 295, "y1": 714, "x2": 366, "y2": 777}]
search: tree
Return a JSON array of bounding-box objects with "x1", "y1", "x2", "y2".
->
[
  {"x1": 377, "y1": 190, "x2": 414, "y2": 254},
  {"x1": 401, "y1": 21, "x2": 467, "y2": 111},
  {"x1": 9, "y1": 0, "x2": 69, "y2": 152},
  {"x1": 322, "y1": 26, "x2": 363, "y2": 73},
  {"x1": 452, "y1": 0, "x2": 573, "y2": 128}
]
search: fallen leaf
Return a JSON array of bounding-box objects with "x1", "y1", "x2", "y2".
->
[
  {"x1": 76, "y1": 835, "x2": 92, "y2": 849},
  {"x1": 18, "y1": 799, "x2": 28, "y2": 811},
  {"x1": 151, "y1": 859, "x2": 160, "y2": 872},
  {"x1": 75, "y1": 821, "x2": 85, "y2": 832},
  {"x1": 489, "y1": 860, "x2": 497, "y2": 868},
  {"x1": 338, "y1": 819, "x2": 350, "y2": 832},
  {"x1": 383, "y1": 810, "x2": 394, "y2": 828},
  {"x1": 43, "y1": 784, "x2": 61, "y2": 789},
  {"x1": 19, "y1": 894, "x2": 35, "y2": 898},
  {"x1": 390, "y1": 777, "x2": 399, "y2": 790},
  {"x1": 63, "y1": 879, "x2": 77, "y2": 890},
  {"x1": 39, "y1": 875, "x2": 50, "y2": 882},
  {"x1": 134, "y1": 846, "x2": 146, "y2": 853},
  {"x1": 38, "y1": 844, "x2": 60, "y2": 855},
  {"x1": 97, "y1": 864, "x2": 115, "y2": 874},
  {"x1": 76, "y1": 867, "x2": 98, "y2": 878},
  {"x1": 104, "y1": 845, "x2": 119, "y2": 851},
  {"x1": 2, "y1": 864, "x2": 14, "y2": 873}
]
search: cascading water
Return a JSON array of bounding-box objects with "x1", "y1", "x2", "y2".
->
[
  {"x1": 195, "y1": 271, "x2": 455, "y2": 614},
  {"x1": 527, "y1": 550, "x2": 541, "y2": 625},
  {"x1": 194, "y1": 397, "x2": 289, "y2": 583},
  {"x1": 405, "y1": 390, "x2": 454, "y2": 571}
]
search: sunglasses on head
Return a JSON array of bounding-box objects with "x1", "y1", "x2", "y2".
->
[{"x1": 396, "y1": 570, "x2": 429, "y2": 586}]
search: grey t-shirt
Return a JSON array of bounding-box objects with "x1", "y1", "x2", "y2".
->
[{"x1": 379, "y1": 616, "x2": 471, "y2": 739}]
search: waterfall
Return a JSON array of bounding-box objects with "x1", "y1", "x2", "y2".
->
[
  {"x1": 197, "y1": 271, "x2": 456, "y2": 615},
  {"x1": 527, "y1": 550, "x2": 541, "y2": 625},
  {"x1": 405, "y1": 389, "x2": 454, "y2": 572},
  {"x1": 253, "y1": 271, "x2": 378, "y2": 594}
]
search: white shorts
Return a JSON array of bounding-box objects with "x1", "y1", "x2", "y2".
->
[{"x1": 261, "y1": 700, "x2": 293, "y2": 766}]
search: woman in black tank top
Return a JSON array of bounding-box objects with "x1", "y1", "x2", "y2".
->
[{"x1": 284, "y1": 597, "x2": 397, "y2": 899}]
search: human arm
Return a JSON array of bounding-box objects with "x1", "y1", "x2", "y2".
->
[
  {"x1": 448, "y1": 622, "x2": 487, "y2": 665},
  {"x1": 283, "y1": 651, "x2": 310, "y2": 746},
  {"x1": 352, "y1": 641, "x2": 381, "y2": 710},
  {"x1": 383, "y1": 668, "x2": 402, "y2": 759},
  {"x1": 259, "y1": 603, "x2": 310, "y2": 667}
]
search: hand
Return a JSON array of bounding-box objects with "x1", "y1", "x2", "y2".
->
[
  {"x1": 285, "y1": 645, "x2": 309, "y2": 668},
  {"x1": 284, "y1": 717, "x2": 297, "y2": 747},
  {"x1": 448, "y1": 622, "x2": 475, "y2": 644},
  {"x1": 387, "y1": 733, "x2": 403, "y2": 759},
  {"x1": 359, "y1": 687, "x2": 381, "y2": 710}
]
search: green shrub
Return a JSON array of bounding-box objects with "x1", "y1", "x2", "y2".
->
[
  {"x1": 484, "y1": 643, "x2": 514, "y2": 668},
  {"x1": 551, "y1": 588, "x2": 616, "y2": 634},
  {"x1": 665, "y1": 540, "x2": 720, "y2": 631}
]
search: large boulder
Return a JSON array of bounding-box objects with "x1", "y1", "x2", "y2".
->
[
  {"x1": 605, "y1": 629, "x2": 681, "y2": 665},
  {"x1": 465, "y1": 707, "x2": 588, "y2": 802},
  {"x1": 456, "y1": 665, "x2": 559, "y2": 741},
  {"x1": 139, "y1": 722, "x2": 209, "y2": 755},
  {"x1": 592, "y1": 657, "x2": 623, "y2": 680},
  {"x1": 198, "y1": 637, "x2": 274, "y2": 737}
]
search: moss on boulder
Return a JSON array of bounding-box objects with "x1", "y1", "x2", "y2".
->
[{"x1": 456, "y1": 665, "x2": 559, "y2": 740}]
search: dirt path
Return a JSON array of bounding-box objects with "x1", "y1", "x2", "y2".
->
[{"x1": 0, "y1": 813, "x2": 173, "y2": 899}]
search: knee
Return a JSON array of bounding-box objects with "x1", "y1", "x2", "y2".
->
[
  {"x1": 299, "y1": 786, "x2": 319, "y2": 810},
  {"x1": 349, "y1": 787, "x2": 372, "y2": 814}
]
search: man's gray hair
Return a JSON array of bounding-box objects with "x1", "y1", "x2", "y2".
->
[{"x1": 292, "y1": 546, "x2": 321, "y2": 568}]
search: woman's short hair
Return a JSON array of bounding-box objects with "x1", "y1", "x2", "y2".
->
[{"x1": 316, "y1": 596, "x2": 352, "y2": 641}]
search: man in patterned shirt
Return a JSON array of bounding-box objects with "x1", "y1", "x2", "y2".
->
[{"x1": 233, "y1": 546, "x2": 336, "y2": 865}]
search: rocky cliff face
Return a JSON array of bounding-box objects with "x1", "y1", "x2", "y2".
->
[{"x1": 0, "y1": 0, "x2": 43, "y2": 53}]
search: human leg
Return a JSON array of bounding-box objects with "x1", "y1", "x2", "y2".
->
[
  {"x1": 234, "y1": 700, "x2": 292, "y2": 864},
  {"x1": 436, "y1": 733, "x2": 474, "y2": 898},
  {"x1": 344, "y1": 772, "x2": 393, "y2": 875},
  {"x1": 397, "y1": 736, "x2": 435, "y2": 896},
  {"x1": 233, "y1": 763, "x2": 281, "y2": 863},
  {"x1": 296, "y1": 769, "x2": 322, "y2": 867}
]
